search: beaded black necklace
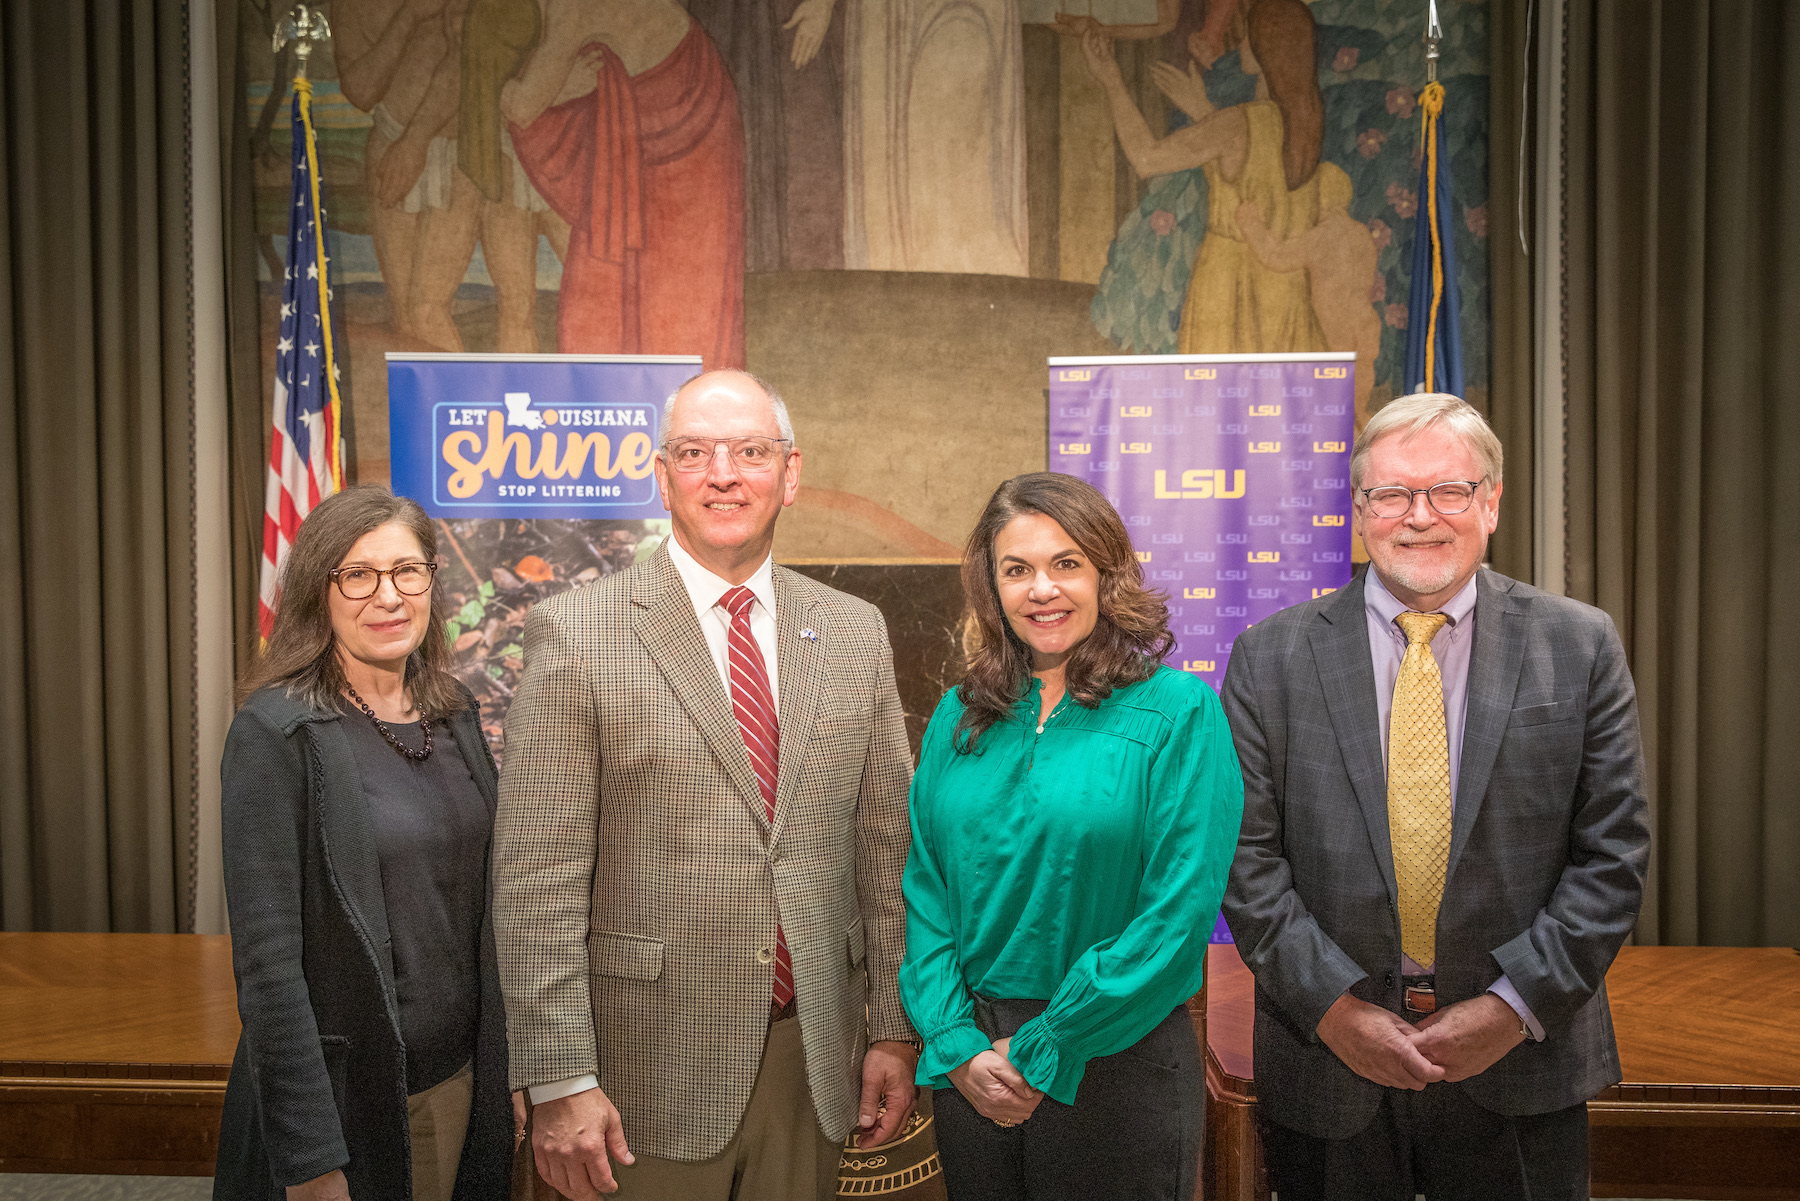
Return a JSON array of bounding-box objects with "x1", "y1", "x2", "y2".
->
[{"x1": 344, "y1": 683, "x2": 432, "y2": 761}]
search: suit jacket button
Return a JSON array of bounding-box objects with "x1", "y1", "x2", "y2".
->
[
  {"x1": 756, "y1": 946, "x2": 775, "y2": 965},
  {"x1": 1385, "y1": 973, "x2": 1395, "y2": 988}
]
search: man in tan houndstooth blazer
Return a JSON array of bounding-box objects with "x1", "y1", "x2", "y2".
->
[{"x1": 493, "y1": 370, "x2": 919, "y2": 1201}]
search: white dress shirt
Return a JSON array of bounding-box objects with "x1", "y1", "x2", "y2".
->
[
  {"x1": 664, "y1": 530, "x2": 781, "y2": 707},
  {"x1": 527, "y1": 534, "x2": 783, "y2": 1105},
  {"x1": 1364, "y1": 569, "x2": 1544, "y2": 1041}
]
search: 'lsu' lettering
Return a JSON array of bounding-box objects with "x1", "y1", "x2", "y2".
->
[
  {"x1": 1154, "y1": 469, "x2": 1246, "y2": 499},
  {"x1": 1313, "y1": 514, "x2": 1347, "y2": 526},
  {"x1": 1183, "y1": 587, "x2": 1217, "y2": 599},
  {"x1": 1248, "y1": 404, "x2": 1281, "y2": 417},
  {"x1": 1135, "y1": 550, "x2": 1152, "y2": 563},
  {"x1": 1119, "y1": 405, "x2": 1152, "y2": 417},
  {"x1": 1313, "y1": 441, "x2": 1348, "y2": 453},
  {"x1": 1120, "y1": 441, "x2": 1153, "y2": 454},
  {"x1": 1184, "y1": 367, "x2": 1218, "y2": 380},
  {"x1": 443, "y1": 411, "x2": 654, "y2": 499},
  {"x1": 1057, "y1": 442, "x2": 1092, "y2": 455},
  {"x1": 1314, "y1": 366, "x2": 1349, "y2": 378},
  {"x1": 1248, "y1": 440, "x2": 1281, "y2": 453},
  {"x1": 1247, "y1": 551, "x2": 1280, "y2": 563},
  {"x1": 1182, "y1": 660, "x2": 1217, "y2": 673},
  {"x1": 1312, "y1": 587, "x2": 1339, "y2": 598},
  {"x1": 1058, "y1": 369, "x2": 1093, "y2": 382}
]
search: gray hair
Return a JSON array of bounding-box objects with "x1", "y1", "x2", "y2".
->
[
  {"x1": 662, "y1": 369, "x2": 796, "y2": 447},
  {"x1": 1350, "y1": 391, "x2": 1503, "y2": 490}
]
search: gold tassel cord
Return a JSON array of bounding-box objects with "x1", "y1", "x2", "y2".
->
[
  {"x1": 296, "y1": 75, "x2": 345, "y2": 493},
  {"x1": 1416, "y1": 81, "x2": 1446, "y2": 395}
]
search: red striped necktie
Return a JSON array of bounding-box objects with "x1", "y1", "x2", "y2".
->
[{"x1": 717, "y1": 585, "x2": 794, "y2": 1010}]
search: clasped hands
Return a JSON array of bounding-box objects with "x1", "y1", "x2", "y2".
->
[
  {"x1": 1316, "y1": 991, "x2": 1527, "y2": 1091},
  {"x1": 948, "y1": 1036, "x2": 1044, "y2": 1126}
]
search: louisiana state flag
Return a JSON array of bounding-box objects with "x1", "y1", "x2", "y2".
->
[{"x1": 1404, "y1": 82, "x2": 1464, "y2": 398}]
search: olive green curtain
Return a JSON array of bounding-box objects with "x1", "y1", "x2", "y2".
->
[
  {"x1": 1485, "y1": 0, "x2": 1535, "y2": 584},
  {"x1": 1563, "y1": 0, "x2": 1800, "y2": 946},
  {"x1": 210, "y1": 0, "x2": 274, "y2": 682},
  {"x1": 0, "y1": 0, "x2": 198, "y2": 932}
]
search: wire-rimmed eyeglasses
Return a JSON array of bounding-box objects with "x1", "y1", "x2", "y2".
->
[
  {"x1": 1358, "y1": 479, "x2": 1485, "y2": 519},
  {"x1": 660, "y1": 436, "x2": 793, "y2": 473},
  {"x1": 330, "y1": 561, "x2": 437, "y2": 599}
]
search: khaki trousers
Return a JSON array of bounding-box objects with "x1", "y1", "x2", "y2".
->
[
  {"x1": 522, "y1": 1016, "x2": 841, "y2": 1201},
  {"x1": 408, "y1": 1060, "x2": 474, "y2": 1201}
]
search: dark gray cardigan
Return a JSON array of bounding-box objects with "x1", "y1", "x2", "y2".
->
[{"x1": 213, "y1": 683, "x2": 512, "y2": 1200}]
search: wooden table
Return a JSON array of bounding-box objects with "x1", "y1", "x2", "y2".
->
[
  {"x1": 0, "y1": 933, "x2": 238, "y2": 1174},
  {"x1": 1203, "y1": 943, "x2": 1800, "y2": 1201}
]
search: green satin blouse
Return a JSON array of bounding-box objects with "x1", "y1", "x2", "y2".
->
[{"x1": 899, "y1": 665, "x2": 1244, "y2": 1105}]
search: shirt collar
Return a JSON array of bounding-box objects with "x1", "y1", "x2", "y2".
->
[
  {"x1": 1365, "y1": 566, "x2": 1479, "y2": 636},
  {"x1": 665, "y1": 530, "x2": 776, "y2": 620}
]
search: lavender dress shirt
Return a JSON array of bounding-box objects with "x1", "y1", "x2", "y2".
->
[{"x1": 1364, "y1": 569, "x2": 1544, "y2": 1041}]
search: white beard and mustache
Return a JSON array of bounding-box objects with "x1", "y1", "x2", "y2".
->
[{"x1": 1377, "y1": 533, "x2": 1467, "y2": 597}]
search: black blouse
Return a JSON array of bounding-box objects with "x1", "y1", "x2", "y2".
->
[{"x1": 340, "y1": 709, "x2": 491, "y2": 1095}]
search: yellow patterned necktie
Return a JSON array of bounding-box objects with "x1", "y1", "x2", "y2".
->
[{"x1": 1389, "y1": 611, "x2": 1452, "y2": 970}]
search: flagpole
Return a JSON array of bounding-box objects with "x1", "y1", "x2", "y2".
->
[
  {"x1": 259, "y1": 6, "x2": 342, "y2": 644},
  {"x1": 1425, "y1": 0, "x2": 1441, "y2": 84},
  {"x1": 1402, "y1": 0, "x2": 1463, "y2": 400},
  {"x1": 1418, "y1": 1, "x2": 1446, "y2": 392},
  {"x1": 272, "y1": 4, "x2": 344, "y2": 494}
]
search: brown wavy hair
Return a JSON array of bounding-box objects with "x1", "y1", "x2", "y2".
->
[
  {"x1": 1249, "y1": 0, "x2": 1323, "y2": 191},
  {"x1": 954, "y1": 473, "x2": 1175, "y2": 752},
  {"x1": 236, "y1": 486, "x2": 463, "y2": 718}
]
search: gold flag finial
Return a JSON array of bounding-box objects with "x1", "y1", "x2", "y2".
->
[{"x1": 273, "y1": 4, "x2": 332, "y2": 81}]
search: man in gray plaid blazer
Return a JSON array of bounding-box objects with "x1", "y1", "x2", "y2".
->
[
  {"x1": 493, "y1": 370, "x2": 918, "y2": 1201},
  {"x1": 1222, "y1": 394, "x2": 1650, "y2": 1200}
]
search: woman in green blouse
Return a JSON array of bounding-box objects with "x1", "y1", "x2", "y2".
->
[{"x1": 901, "y1": 472, "x2": 1243, "y2": 1200}]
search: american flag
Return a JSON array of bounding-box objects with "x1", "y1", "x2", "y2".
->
[{"x1": 259, "y1": 76, "x2": 344, "y2": 639}]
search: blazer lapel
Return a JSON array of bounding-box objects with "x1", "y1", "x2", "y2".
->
[
  {"x1": 307, "y1": 716, "x2": 399, "y2": 1006},
  {"x1": 1307, "y1": 573, "x2": 1399, "y2": 905},
  {"x1": 446, "y1": 706, "x2": 499, "y2": 816},
  {"x1": 1447, "y1": 570, "x2": 1527, "y2": 880},
  {"x1": 770, "y1": 568, "x2": 825, "y2": 844},
  {"x1": 632, "y1": 549, "x2": 768, "y2": 828}
]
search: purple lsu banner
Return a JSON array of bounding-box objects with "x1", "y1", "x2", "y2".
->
[
  {"x1": 1047, "y1": 354, "x2": 1357, "y2": 697},
  {"x1": 387, "y1": 353, "x2": 700, "y2": 518}
]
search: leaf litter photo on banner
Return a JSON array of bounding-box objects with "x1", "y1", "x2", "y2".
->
[{"x1": 435, "y1": 517, "x2": 666, "y2": 755}]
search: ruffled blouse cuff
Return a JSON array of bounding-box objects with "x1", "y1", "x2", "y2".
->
[
  {"x1": 916, "y1": 1019, "x2": 994, "y2": 1089},
  {"x1": 1006, "y1": 1014, "x2": 1085, "y2": 1106}
]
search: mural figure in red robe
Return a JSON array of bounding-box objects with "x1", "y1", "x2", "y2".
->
[{"x1": 502, "y1": 0, "x2": 746, "y2": 369}]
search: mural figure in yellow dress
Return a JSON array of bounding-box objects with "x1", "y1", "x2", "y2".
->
[
  {"x1": 1080, "y1": 0, "x2": 1334, "y2": 358},
  {"x1": 1237, "y1": 169, "x2": 1381, "y2": 426}
]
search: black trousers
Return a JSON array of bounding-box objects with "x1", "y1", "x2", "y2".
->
[
  {"x1": 933, "y1": 1001, "x2": 1203, "y2": 1201},
  {"x1": 1260, "y1": 1086, "x2": 1590, "y2": 1201}
]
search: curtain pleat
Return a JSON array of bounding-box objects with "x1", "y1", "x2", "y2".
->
[
  {"x1": 1486, "y1": 0, "x2": 1536, "y2": 584},
  {"x1": 1564, "y1": 0, "x2": 1799, "y2": 947},
  {"x1": 211, "y1": 0, "x2": 270, "y2": 682},
  {"x1": 0, "y1": 0, "x2": 195, "y2": 932}
]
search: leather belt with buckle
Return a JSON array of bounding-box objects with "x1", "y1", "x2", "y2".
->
[{"x1": 1402, "y1": 975, "x2": 1437, "y2": 1015}]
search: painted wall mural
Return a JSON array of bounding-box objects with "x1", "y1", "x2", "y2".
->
[
  {"x1": 242, "y1": 0, "x2": 1490, "y2": 563},
  {"x1": 1087, "y1": 0, "x2": 1491, "y2": 427}
]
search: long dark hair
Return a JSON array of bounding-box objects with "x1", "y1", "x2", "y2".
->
[
  {"x1": 236, "y1": 486, "x2": 464, "y2": 717},
  {"x1": 954, "y1": 473, "x2": 1175, "y2": 752},
  {"x1": 1249, "y1": 0, "x2": 1323, "y2": 191}
]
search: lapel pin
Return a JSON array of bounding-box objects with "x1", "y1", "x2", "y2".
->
[{"x1": 799, "y1": 628, "x2": 818, "y2": 642}]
